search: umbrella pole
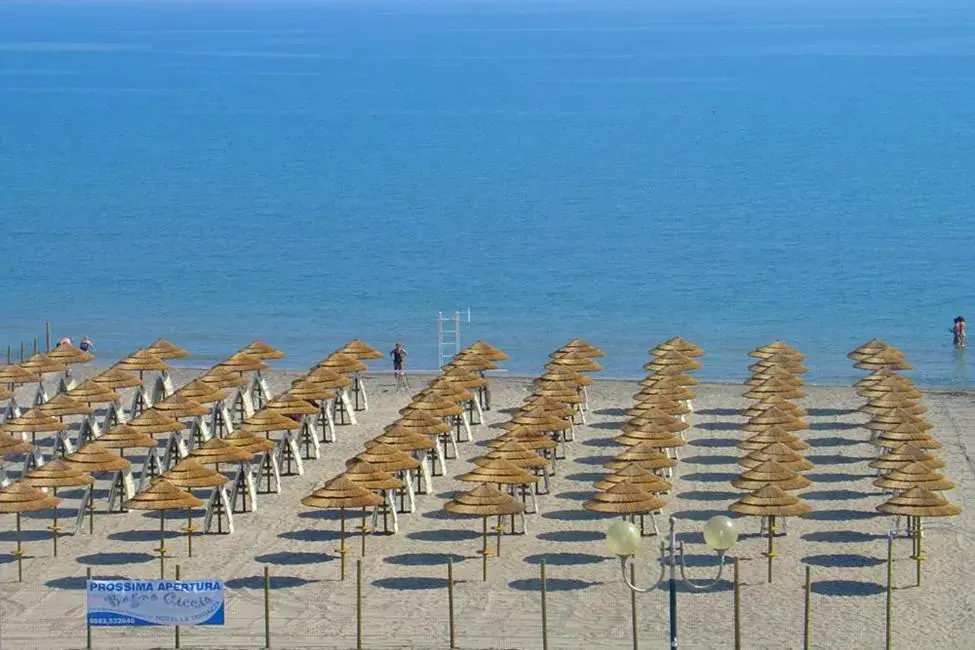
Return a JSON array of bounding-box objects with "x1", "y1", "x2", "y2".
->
[
  {"x1": 915, "y1": 517, "x2": 924, "y2": 587},
  {"x1": 766, "y1": 516, "x2": 775, "y2": 583},
  {"x1": 360, "y1": 507, "x2": 368, "y2": 557},
  {"x1": 51, "y1": 487, "x2": 59, "y2": 558},
  {"x1": 16, "y1": 512, "x2": 23, "y2": 583},
  {"x1": 496, "y1": 519, "x2": 503, "y2": 558},
  {"x1": 187, "y1": 509, "x2": 193, "y2": 558},
  {"x1": 340, "y1": 507, "x2": 347, "y2": 581},
  {"x1": 481, "y1": 517, "x2": 489, "y2": 582},
  {"x1": 89, "y1": 488, "x2": 95, "y2": 535},
  {"x1": 159, "y1": 509, "x2": 166, "y2": 579}
]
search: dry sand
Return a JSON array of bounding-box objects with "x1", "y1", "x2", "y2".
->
[{"x1": 1, "y1": 367, "x2": 974, "y2": 649}]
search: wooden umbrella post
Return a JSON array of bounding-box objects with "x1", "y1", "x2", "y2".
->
[
  {"x1": 264, "y1": 566, "x2": 271, "y2": 649},
  {"x1": 481, "y1": 517, "x2": 489, "y2": 582},
  {"x1": 540, "y1": 559, "x2": 549, "y2": 650},
  {"x1": 15, "y1": 512, "x2": 23, "y2": 582},
  {"x1": 733, "y1": 557, "x2": 741, "y2": 650},
  {"x1": 886, "y1": 532, "x2": 894, "y2": 650},
  {"x1": 51, "y1": 487, "x2": 59, "y2": 558},
  {"x1": 766, "y1": 516, "x2": 775, "y2": 583},
  {"x1": 339, "y1": 507, "x2": 347, "y2": 581},
  {"x1": 803, "y1": 565, "x2": 811, "y2": 650},
  {"x1": 360, "y1": 507, "x2": 368, "y2": 557},
  {"x1": 915, "y1": 517, "x2": 924, "y2": 587},
  {"x1": 630, "y1": 563, "x2": 638, "y2": 650},
  {"x1": 89, "y1": 493, "x2": 95, "y2": 534},
  {"x1": 175, "y1": 564, "x2": 182, "y2": 649},
  {"x1": 448, "y1": 559, "x2": 456, "y2": 649},
  {"x1": 86, "y1": 567, "x2": 93, "y2": 649},
  {"x1": 495, "y1": 522, "x2": 504, "y2": 558},
  {"x1": 356, "y1": 559, "x2": 363, "y2": 650},
  {"x1": 186, "y1": 509, "x2": 194, "y2": 558},
  {"x1": 158, "y1": 509, "x2": 166, "y2": 579}
]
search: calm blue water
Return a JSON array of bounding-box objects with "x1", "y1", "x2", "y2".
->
[{"x1": 2, "y1": 1, "x2": 974, "y2": 386}]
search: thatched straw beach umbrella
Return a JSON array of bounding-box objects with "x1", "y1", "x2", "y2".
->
[
  {"x1": 198, "y1": 369, "x2": 248, "y2": 390},
  {"x1": 0, "y1": 365, "x2": 41, "y2": 386},
  {"x1": 643, "y1": 350, "x2": 702, "y2": 373},
  {"x1": 21, "y1": 460, "x2": 93, "y2": 556},
  {"x1": 873, "y1": 462, "x2": 954, "y2": 492},
  {"x1": 741, "y1": 407, "x2": 807, "y2": 434},
  {"x1": 163, "y1": 458, "x2": 229, "y2": 549},
  {"x1": 558, "y1": 338, "x2": 605, "y2": 358},
  {"x1": 740, "y1": 395, "x2": 807, "y2": 419},
  {"x1": 650, "y1": 336, "x2": 704, "y2": 358},
  {"x1": 302, "y1": 476, "x2": 384, "y2": 580},
  {"x1": 731, "y1": 460, "x2": 811, "y2": 491},
  {"x1": 749, "y1": 341, "x2": 804, "y2": 360},
  {"x1": 216, "y1": 352, "x2": 267, "y2": 374},
  {"x1": 341, "y1": 461, "x2": 405, "y2": 535},
  {"x1": 66, "y1": 380, "x2": 120, "y2": 406},
  {"x1": 99, "y1": 423, "x2": 157, "y2": 456},
  {"x1": 593, "y1": 463, "x2": 672, "y2": 494},
  {"x1": 0, "y1": 481, "x2": 59, "y2": 581},
  {"x1": 146, "y1": 339, "x2": 190, "y2": 359},
  {"x1": 738, "y1": 426, "x2": 811, "y2": 453},
  {"x1": 46, "y1": 342, "x2": 95, "y2": 366},
  {"x1": 124, "y1": 478, "x2": 203, "y2": 578},
  {"x1": 740, "y1": 443, "x2": 814, "y2": 472},
  {"x1": 0, "y1": 431, "x2": 33, "y2": 483},
  {"x1": 20, "y1": 353, "x2": 68, "y2": 376},
  {"x1": 90, "y1": 368, "x2": 142, "y2": 390},
  {"x1": 854, "y1": 349, "x2": 911, "y2": 371},
  {"x1": 848, "y1": 338, "x2": 892, "y2": 362},
  {"x1": 729, "y1": 484, "x2": 811, "y2": 582},
  {"x1": 38, "y1": 394, "x2": 93, "y2": 420},
  {"x1": 877, "y1": 486, "x2": 961, "y2": 585},
  {"x1": 583, "y1": 482, "x2": 666, "y2": 536},
  {"x1": 869, "y1": 443, "x2": 944, "y2": 472},
  {"x1": 743, "y1": 378, "x2": 807, "y2": 401},
  {"x1": 336, "y1": 339, "x2": 385, "y2": 360},
  {"x1": 238, "y1": 340, "x2": 285, "y2": 360},
  {"x1": 154, "y1": 394, "x2": 210, "y2": 420},
  {"x1": 464, "y1": 341, "x2": 509, "y2": 362},
  {"x1": 444, "y1": 483, "x2": 525, "y2": 581},
  {"x1": 63, "y1": 443, "x2": 131, "y2": 528},
  {"x1": 114, "y1": 349, "x2": 169, "y2": 378},
  {"x1": 546, "y1": 351, "x2": 603, "y2": 373},
  {"x1": 604, "y1": 442, "x2": 679, "y2": 473}
]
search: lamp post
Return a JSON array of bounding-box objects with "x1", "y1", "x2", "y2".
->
[{"x1": 606, "y1": 514, "x2": 738, "y2": 650}]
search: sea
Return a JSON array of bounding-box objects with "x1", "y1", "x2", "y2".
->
[{"x1": 2, "y1": 0, "x2": 974, "y2": 387}]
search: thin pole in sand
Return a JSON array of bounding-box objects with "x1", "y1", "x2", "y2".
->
[
  {"x1": 339, "y1": 507, "x2": 347, "y2": 581},
  {"x1": 915, "y1": 517, "x2": 924, "y2": 587},
  {"x1": 86, "y1": 567, "x2": 93, "y2": 649},
  {"x1": 359, "y1": 507, "x2": 369, "y2": 557},
  {"x1": 51, "y1": 487, "x2": 59, "y2": 557},
  {"x1": 158, "y1": 510, "x2": 167, "y2": 579},
  {"x1": 263, "y1": 566, "x2": 271, "y2": 649},
  {"x1": 15, "y1": 513, "x2": 23, "y2": 582},
  {"x1": 886, "y1": 531, "x2": 894, "y2": 650},
  {"x1": 733, "y1": 558, "x2": 741, "y2": 650},
  {"x1": 630, "y1": 563, "x2": 638, "y2": 650},
  {"x1": 448, "y1": 559, "x2": 456, "y2": 649},
  {"x1": 175, "y1": 565, "x2": 182, "y2": 649},
  {"x1": 184, "y1": 508, "x2": 194, "y2": 559},
  {"x1": 495, "y1": 522, "x2": 504, "y2": 557},
  {"x1": 356, "y1": 560, "x2": 363, "y2": 650},
  {"x1": 540, "y1": 559, "x2": 549, "y2": 650},
  {"x1": 481, "y1": 517, "x2": 489, "y2": 581},
  {"x1": 766, "y1": 516, "x2": 775, "y2": 583},
  {"x1": 803, "y1": 565, "x2": 811, "y2": 650}
]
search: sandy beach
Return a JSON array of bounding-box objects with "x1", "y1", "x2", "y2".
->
[{"x1": 1, "y1": 366, "x2": 973, "y2": 650}]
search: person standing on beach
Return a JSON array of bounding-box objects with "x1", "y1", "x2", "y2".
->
[
  {"x1": 390, "y1": 342, "x2": 407, "y2": 377},
  {"x1": 952, "y1": 317, "x2": 966, "y2": 347},
  {"x1": 58, "y1": 336, "x2": 72, "y2": 347}
]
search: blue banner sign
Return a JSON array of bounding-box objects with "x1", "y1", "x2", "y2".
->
[{"x1": 87, "y1": 579, "x2": 225, "y2": 627}]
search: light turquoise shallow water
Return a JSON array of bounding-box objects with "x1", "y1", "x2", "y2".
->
[{"x1": 1, "y1": 1, "x2": 974, "y2": 385}]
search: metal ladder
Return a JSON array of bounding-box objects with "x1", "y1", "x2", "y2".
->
[{"x1": 437, "y1": 308, "x2": 470, "y2": 369}]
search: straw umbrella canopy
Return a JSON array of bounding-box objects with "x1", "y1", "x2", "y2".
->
[
  {"x1": 873, "y1": 462, "x2": 954, "y2": 492},
  {"x1": 741, "y1": 407, "x2": 807, "y2": 433},
  {"x1": 0, "y1": 480, "x2": 60, "y2": 575},
  {"x1": 520, "y1": 395, "x2": 575, "y2": 420},
  {"x1": 650, "y1": 337, "x2": 704, "y2": 358},
  {"x1": 238, "y1": 341, "x2": 285, "y2": 360},
  {"x1": 38, "y1": 394, "x2": 93, "y2": 418},
  {"x1": 400, "y1": 394, "x2": 463, "y2": 419},
  {"x1": 421, "y1": 381, "x2": 474, "y2": 404},
  {"x1": 869, "y1": 443, "x2": 945, "y2": 472},
  {"x1": 175, "y1": 380, "x2": 228, "y2": 404},
  {"x1": 743, "y1": 378, "x2": 807, "y2": 401},
  {"x1": 342, "y1": 461, "x2": 405, "y2": 491},
  {"x1": 614, "y1": 421, "x2": 686, "y2": 449},
  {"x1": 90, "y1": 368, "x2": 142, "y2": 390},
  {"x1": 240, "y1": 409, "x2": 299, "y2": 436},
  {"x1": 593, "y1": 463, "x2": 672, "y2": 493},
  {"x1": 643, "y1": 351, "x2": 702, "y2": 373},
  {"x1": 114, "y1": 349, "x2": 169, "y2": 374},
  {"x1": 848, "y1": 338, "x2": 892, "y2": 362},
  {"x1": 442, "y1": 354, "x2": 498, "y2": 373},
  {"x1": 635, "y1": 381, "x2": 696, "y2": 403},
  {"x1": 145, "y1": 339, "x2": 190, "y2": 359},
  {"x1": 444, "y1": 483, "x2": 526, "y2": 580},
  {"x1": 877, "y1": 486, "x2": 960, "y2": 517},
  {"x1": 21, "y1": 459, "x2": 94, "y2": 556},
  {"x1": 558, "y1": 338, "x2": 605, "y2": 358},
  {"x1": 198, "y1": 369, "x2": 248, "y2": 389},
  {"x1": 546, "y1": 352, "x2": 603, "y2": 373},
  {"x1": 741, "y1": 395, "x2": 807, "y2": 419},
  {"x1": 263, "y1": 395, "x2": 319, "y2": 416},
  {"x1": 224, "y1": 430, "x2": 276, "y2": 456},
  {"x1": 583, "y1": 482, "x2": 665, "y2": 514},
  {"x1": 388, "y1": 410, "x2": 451, "y2": 437},
  {"x1": 366, "y1": 427, "x2": 437, "y2": 454},
  {"x1": 215, "y1": 353, "x2": 268, "y2": 374},
  {"x1": 20, "y1": 353, "x2": 68, "y2": 375},
  {"x1": 738, "y1": 426, "x2": 811, "y2": 453},
  {"x1": 439, "y1": 369, "x2": 488, "y2": 390},
  {"x1": 857, "y1": 375, "x2": 921, "y2": 399},
  {"x1": 529, "y1": 385, "x2": 584, "y2": 405},
  {"x1": 0, "y1": 431, "x2": 33, "y2": 458},
  {"x1": 604, "y1": 443, "x2": 679, "y2": 472},
  {"x1": 731, "y1": 461, "x2": 811, "y2": 491},
  {"x1": 4, "y1": 409, "x2": 68, "y2": 442},
  {"x1": 620, "y1": 409, "x2": 688, "y2": 434},
  {"x1": 67, "y1": 380, "x2": 120, "y2": 405},
  {"x1": 153, "y1": 394, "x2": 210, "y2": 420},
  {"x1": 490, "y1": 427, "x2": 559, "y2": 453},
  {"x1": 163, "y1": 458, "x2": 230, "y2": 489},
  {"x1": 63, "y1": 443, "x2": 131, "y2": 474},
  {"x1": 535, "y1": 367, "x2": 593, "y2": 388},
  {"x1": 464, "y1": 341, "x2": 509, "y2": 362},
  {"x1": 347, "y1": 444, "x2": 422, "y2": 474},
  {"x1": 285, "y1": 384, "x2": 336, "y2": 403},
  {"x1": 500, "y1": 407, "x2": 571, "y2": 434},
  {"x1": 729, "y1": 483, "x2": 811, "y2": 582},
  {"x1": 748, "y1": 341, "x2": 805, "y2": 361},
  {"x1": 0, "y1": 365, "x2": 42, "y2": 385},
  {"x1": 627, "y1": 396, "x2": 690, "y2": 417},
  {"x1": 98, "y1": 423, "x2": 158, "y2": 451},
  {"x1": 46, "y1": 342, "x2": 95, "y2": 365},
  {"x1": 124, "y1": 478, "x2": 203, "y2": 570},
  {"x1": 864, "y1": 409, "x2": 934, "y2": 433},
  {"x1": 316, "y1": 353, "x2": 367, "y2": 375},
  {"x1": 0, "y1": 386, "x2": 9, "y2": 401},
  {"x1": 745, "y1": 366, "x2": 805, "y2": 387},
  {"x1": 748, "y1": 354, "x2": 809, "y2": 375},
  {"x1": 295, "y1": 367, "x2": 351, "y2": 390},
  {"x1": 478, "y1": 440, "x2": 550, "y2": 471},
  {"x1": 128, "y1": 409, "x2": 186, "y2": 436},
  {"x1": 336, "y1": 339, "x2": 385, "y2": 361},
  {"x1": 456, "y1": 458, "x2": 537, "y2": 486},
  {"x1": 860, "y1": 396, "x2": 927, "y2": 416},
  {"x1": 873, "y1": 426, "x2": 942, "y2": 451},
  {"x1": 190, "y1": 437, "x2": 254, "y2": 465},
  {"x1": 740, "y1": 443, "x2": 814, "y2": 472},
  {"x1": 854, "y1": 349, "x2": 911, "y2": 371}
]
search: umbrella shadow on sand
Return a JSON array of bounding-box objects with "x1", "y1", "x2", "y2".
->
[
  {"x1": 811, "y1": 579, "x2": 884, "y2": 596},
  {"x1": 509, "y1": 577, "x2": 602, "y2": 592},
  {"x1": 372, "y1": 577, "x2": 451, "y2": 590},
  {"x1": 523, "y1": 552, "x2": 608, "y2": 566},
  {"x1": 253, "y1": 551, "x2": 335, "y2": 566},
  {"x1": 801, "y1": 530, "x2": 886, "y2": 544},
  {"x1": 47, "y1": 574, "x2": 129, "y2": 590},
  {"x1": 76, "y1": 552, "x2": 156, "y2": 566},
  {"x1": 278, "y1": 529, "x2": 343, "y2": 543},
  {"x1": 408, "y1": 529, "x2": 482, "y2": 543},
  {"x1": 536, "y1": 530, "x2": 605, "y2": 543},
  {"x1": 225, "y1": 575, "x2": 319, "y2": 590},
  {"x1": 384, "y1": 552, "x2": 466, "y2": 566},
  {"x1": 803, "y1": 554, "x2": 884, "y2": 568}
]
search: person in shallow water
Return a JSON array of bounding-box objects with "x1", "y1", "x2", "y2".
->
[
  {"x1": 952, "y1": 316, "x2": 966, "y2": 348},
  {"x1": 79, "y1": 336, "x2": 94, "y2": 352},
  {"x1": 390, "y1": 342, "x2": 407, "y2": 377}
]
